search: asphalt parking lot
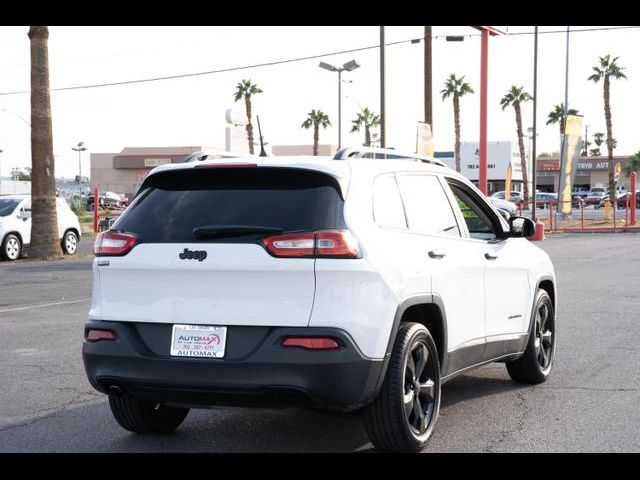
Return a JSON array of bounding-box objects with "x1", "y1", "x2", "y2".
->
[{"x1": 1, "y1": 233, "x2": 639, "y2": 452}]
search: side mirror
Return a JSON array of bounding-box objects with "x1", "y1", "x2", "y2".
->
[{"x1": 509, "y1": 216, "x2": 536, "y2": 238}]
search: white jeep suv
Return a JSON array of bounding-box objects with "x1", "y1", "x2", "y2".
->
[
  {"x1": 0, "y1": 194, "x2": 81, "y2": 261},
  {"x1": 83, "y1": 148, "x2": 556, "y2": 452}
]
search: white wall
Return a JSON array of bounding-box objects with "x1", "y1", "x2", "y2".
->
[{"x1": 0, "y1": 180, "x2": 30, "y2": 195}]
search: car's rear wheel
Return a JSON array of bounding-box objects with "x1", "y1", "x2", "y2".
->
[
  {"x1": 108, "y1": 395, "x2": 189, "y2": 434},
  {"x1": 363, "y1": 322, "x2": 441, "y2": 453},
  {"x1": 506, "y1": 289, "x2": 555, "y2": 384},
  {"x1": 1, "y1": 234, "x2": 22, "y2": 261}
]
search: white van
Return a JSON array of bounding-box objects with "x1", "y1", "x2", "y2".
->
[{"x1": 0, "y1": 195, "x2": 82, "y2": 260}]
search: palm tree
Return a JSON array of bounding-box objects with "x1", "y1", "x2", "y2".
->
[
  {"x1": 546, "y1": 103, "x2": 579, "y2": 141},
  {"x1": 588, "y1": 54, "x2": 627, "y2": 203},
  {"x1": 623, "y1": 151, "x2": 640, "y2": 176},
  {"x1": 301, "y1": 110, "x2": 331, "y2": 156},
  {"x1": 590, "y1": 132, "x2": 605, "y2": 156},
  {"x1": 28, "y1": 26, "x2": 62, "y2": 260},
  {"x1": 440, "y1": 74, "x2": 474, "y2": 172},
  {"x1": 500, "y1": 86, "x2": 533, "y2": 209},
  {"x1": 350, "y1": 107, "x2": 380, "y2": 146},
  {"x1": 233, "y1": 79, "x2": 263, "y2": 155}
]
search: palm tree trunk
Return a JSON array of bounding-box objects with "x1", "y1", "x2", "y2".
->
[
  {"x1": 313, "y1": 124, "x2": 319, "y2": 156},
  {"x1": 453, "y1": 95, "x2": 461, "y2": 172},
  {"x1": 245, "y1": 97, "x2": 254, "y2": 155},
  {"x1": 28, "y1": 26, "x2": 62, "y2": 260},
  {"x1": 604, "y1": 76, "x2": 615, "y2": 203},
  {"x1": 365, "y1": 126, "x2": 371, "y2": 147},
  {"x1": 515, "y1": 102, "x2": 530, "y2": 210}
]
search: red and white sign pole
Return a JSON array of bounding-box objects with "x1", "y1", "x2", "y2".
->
[
  {"x1": 631, "y1": 171, "x2": 637, "y2": 226},
  {"x1": 472, "y1": 26, "x2": 506, "y2": 196}
]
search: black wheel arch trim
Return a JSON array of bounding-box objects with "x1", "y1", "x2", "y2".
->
[
  {"x1": 523, "y1": 276, "x2": 556, "y2": 349},
  {"x1": 373, "y1": 293, "x2": 449, "y2": 397}
]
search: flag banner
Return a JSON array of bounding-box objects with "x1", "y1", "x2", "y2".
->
[
  {"x1": 557, "y1": 114, "x2": 583, "y2": 215},
  {"x1": 416, "y1": 122, "x2": 434, "y2": 157},
  {"x1": 505, "y1": 164, "x2": 512, "y2": 201}
]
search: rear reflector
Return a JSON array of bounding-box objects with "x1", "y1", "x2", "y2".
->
[
  {"x1": 94, "y1": 231, "x2": 138, "y2": 256},
  {"x1": 263, "y1": 230, "x2": 359, "y2": 258},
  {"x1": 281, "y1": 337, "x2": 339, "y2": 350},
  {"x1": 86, "y1": 329, "x2": 117, "y2": 342}
]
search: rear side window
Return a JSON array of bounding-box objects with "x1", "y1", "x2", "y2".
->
[
  {"x1": 373, "y1": 174, "x2": 407, "y2": 230},
  {"x1": 396, "y1": 175, "x2": 460, "y2": 237},
  {"x1": 113, "y1": 167, "x2": 345, "y2": 243}
]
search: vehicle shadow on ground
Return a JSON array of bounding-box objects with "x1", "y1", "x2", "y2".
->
[{"x1": 0, "y1": 367, "x2": 531, "y2": 453}]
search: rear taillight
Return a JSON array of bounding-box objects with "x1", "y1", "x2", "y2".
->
[
  {"x1": 86, "y1": 328, "x2": 117, "y2": 342},
  {"x1": 94, "y1": 231, "x2": 138, "y2": 256},
  {"x1": 281, "y1": 337, "x2": 340, "y2": 350},
  {"x1": 263, "y1": 230, "x2": 359, "y2": 258}
]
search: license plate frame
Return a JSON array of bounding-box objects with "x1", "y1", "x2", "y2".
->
[{"x1": 170, "y1": 324, "x2": 227, "y2": 358}]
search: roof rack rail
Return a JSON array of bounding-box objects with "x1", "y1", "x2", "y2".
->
[{"x1": 333, "y1": 146, "x2": 445, "y2": 167}]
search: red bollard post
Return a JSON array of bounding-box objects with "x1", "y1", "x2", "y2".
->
[
  {"x1": 631, "y1": 172, "x2": 637, "y2": 226},
  {"x1": 93, "y1": 187, "x2": 99, "y2": 234}
]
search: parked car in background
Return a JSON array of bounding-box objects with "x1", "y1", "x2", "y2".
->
[
  {"x1": 491, "y1": 190, "x2": 523, "y2": 205},
  {"x1": 86, "y1": 192, "x2": 128, "y2": 212},
  {"x1": 572, "y1": 188, "x2": 590, "y2": 200},
  {"x1": 488, "y1": 196, "x2": 517, "y2": 217},
  {"x1": 0, "y1": 195, "x2": 81, "y2": 261},
  {"x1": 585, "y1": 191, "x2": 608, "y2": 207},
  {"x1": 535, "y1": 192, "x2": 558, "y2": 209},
  {"x1": 597, "y1": 190, "x2": 640, "y2": 209}
]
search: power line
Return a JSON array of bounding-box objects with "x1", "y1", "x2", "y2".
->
[{"x1": 1, "y1": 26, "x2": 638, "y2": 97}]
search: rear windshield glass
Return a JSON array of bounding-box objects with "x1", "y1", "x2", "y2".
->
[{"x1": 113, "y1": 167, "x2": 345, "y2": 243}]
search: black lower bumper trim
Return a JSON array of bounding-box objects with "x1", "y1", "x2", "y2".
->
[{"x1": 83, "y1": 320, "x2": 383, "y2": 411}]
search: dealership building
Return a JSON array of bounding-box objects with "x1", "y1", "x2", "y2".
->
[
  {"x1": 536, "y1": 155, "x2": 635, "y2": 192},
  {"x1": 90, "y1": 146, "x2": 242, "y2": 200}
]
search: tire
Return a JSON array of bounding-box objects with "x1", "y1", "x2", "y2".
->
[
  {"x1": 62, "y1": 230, "x2": 78, "y2": 255},
  {"x1": 1, "y1": 233, "x2": 22, "y2": 261},
  {"x1": 108, "y1": 395, "x2": 189, "y2": 434},
  {"x1": 506, "y1": 289, "x2": 556, "y2": 384},
  {"x1": 363, "y1": 322, "x2": 441, "y2": 453}
]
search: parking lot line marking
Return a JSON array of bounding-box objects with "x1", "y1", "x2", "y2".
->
[{"x1": 0, "y1": 298, "x2": 90, "y2": 314}]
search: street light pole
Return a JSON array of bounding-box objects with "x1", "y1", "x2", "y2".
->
[
  {"x1": 72, "y1": 141, "x2": 87, "y2": 202},
  {"x1": 424, "y1": 26, "x2": 433, "y2": 130},
  {"x1": 319, "y1": 59, "x2": 360, "y2": 150}
]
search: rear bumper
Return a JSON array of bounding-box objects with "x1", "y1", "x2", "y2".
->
[{"x1": 82, "y1": 320, "x2": 383, "y2": 411}]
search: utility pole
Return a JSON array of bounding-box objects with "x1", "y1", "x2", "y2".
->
[
  {"x1": 424, "y1": 26, "x2": 433, "y2": 129},
  {"x1": 380, "y1": 26, "x2": 386, "y2": 148},
  {"x1": 532, "y1": 26, "x2": 539, "y2": 222}
]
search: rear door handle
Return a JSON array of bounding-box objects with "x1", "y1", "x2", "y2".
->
[
  {"x1": 484, "y1": 252, "x2": 498, "y2": 260},
  {"x1": 428, "y1": 250, "x2": 446, "y2": 259}
]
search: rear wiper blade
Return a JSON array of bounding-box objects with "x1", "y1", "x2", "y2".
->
[{"x1": 192, "y1": 225, "x2": 284, "y2": 239}]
